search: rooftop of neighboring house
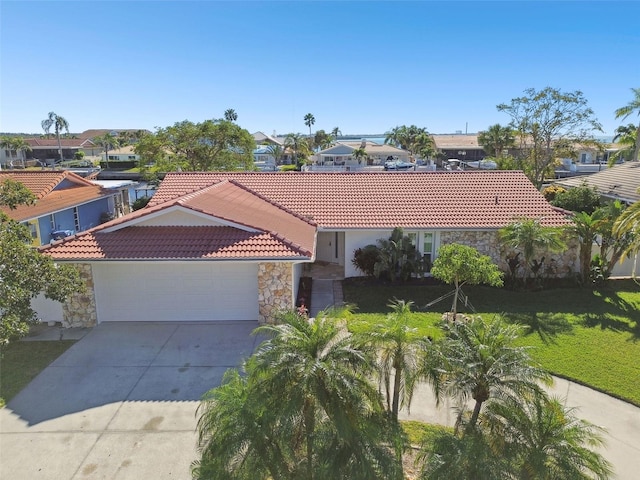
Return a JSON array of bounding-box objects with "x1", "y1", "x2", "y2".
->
[
  {"x1": 554, "y1": 161, "x2": 640, "y2": 204},
  {"x1": 0, "y1": 171, "x2": 114, "y2": 222}
]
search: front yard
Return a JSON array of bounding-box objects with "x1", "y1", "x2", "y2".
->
[{"x1": 343, "y1": 278, "x2": 640, "y2": 406}]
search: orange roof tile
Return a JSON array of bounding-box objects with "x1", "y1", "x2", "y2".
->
[
  {"x1": 40, "y1": 180, "x2": 316, "y2": 260},
  {"x1": 42, "y1": 226, "x2": 310, "y2": 260},
  {"x1": 0, "y1": 171, "x2": 115, "y2": 222},
  {"x1": 150, "y1": 171, "x2": 569, "y2": 228}
]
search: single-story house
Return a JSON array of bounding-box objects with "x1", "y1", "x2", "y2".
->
[
  {"x1": 37, "y1": 171, "x2": 573, "y2": 327},
  {"x1": 24, "y1": 138, "x2": 100, "y2": 164},
  {"x1": 312, "y1": 141, "x2": 410, "y2": 169},
  {"x1": 0, "y1": 171, "x2": 120, "y2": 246},
  {"x1": 432, "y1": 134, "x2": 486, "y2": 164}
]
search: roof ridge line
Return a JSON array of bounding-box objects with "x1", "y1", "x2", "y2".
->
[{"x1": 226, "y1": 179, "x2": 318, "y2": 227}]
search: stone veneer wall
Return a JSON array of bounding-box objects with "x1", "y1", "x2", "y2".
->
[
  {"x1": 439, "y1": 230, "x2": 579, "y2": 278},
  {"x1": 62, "y1": 263, "x2": 98, "y2": 328},
  {"x1": 258, "y1": 262, "x2": 294, "y2": 324}
]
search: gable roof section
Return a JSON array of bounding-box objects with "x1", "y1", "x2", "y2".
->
[
  {"x1": 0, "y1": 171, "x2": 115, "y2": 222},
  {"x1": 554, "y1": 162, "x2": 640, "y2": 204},
  {"x1": 151, "y1": 171, "x2": 568, "y2": 229},
  {"x1": 40, "y1": 179, "x2": 315, "y2": 261}
]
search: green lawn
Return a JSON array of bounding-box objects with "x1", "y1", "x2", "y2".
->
[
  {"x1": 0, "y1": 340, "x2": 76, "y2": 407},
  {"x1": 343, "y1": 278, "x2": 640, "y2": 406}
]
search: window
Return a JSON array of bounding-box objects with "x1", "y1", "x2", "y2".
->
[
  {"x1": 128, "y1": 155, "x2": 136, "y2": 160},
  {"x1": 423, "y1": 232, "x2": 434, "y2": 262},
  {"x1": 73, "y1": 207, "x2": 80, "y2": 231},
  {"x1": 49, "y1": 214, "x2": 55, "y2": 230}
]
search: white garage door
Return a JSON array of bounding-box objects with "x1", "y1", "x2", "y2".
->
[{"x1": 93, "y1": 262, "x2": 259, "y2": 322}]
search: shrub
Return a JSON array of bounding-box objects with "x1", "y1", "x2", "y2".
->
[
  {"x1": 131, "y1": 196, "x2": 151, "y2": 211},
  {"x1": 542, "y1": 185, "x2": 565, "y2": 202},
  {"x1": 551, "y1": 182, "x2": 601, "y2": 214},
  {"x1": 352, "y1": 244, "x2": 380, "y2": 277}
]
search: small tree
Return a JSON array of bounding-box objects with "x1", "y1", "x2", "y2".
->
[{"x1": 430, "y1": 244, "x2": 503, "y2": 316}]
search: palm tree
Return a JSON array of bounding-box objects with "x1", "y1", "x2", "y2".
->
[
  {"x1": 94, "y1": 133, "x2": 120, "y2": 170},
  {"x1": 477, "y1": 124, "x2": 516, "y2": 158},
  {"x1": 355, "y1": 299, "x2": 436, "y2": 420},
  {"x1": 566, "y1": 211, "x2": 601, "y2": 284},
  {"x1": 498, "y1": 217, "x2": 566, "y2": 286},
  {"x1": 331, "y1": 127, "x2": 342, "y2": 140},
  {"x1": 251, "y1": 309, "x2": 403, "y2": 479},
  {"x1": 614, "y1": 87, "x2": 640, "y2": 162},
  {"x1": 224, "y1": 108, "x2": 238, "y2": 122},
  {"x1": 194, "y1": 365, "x2": 290, "y2": 479},
  {"x1": 41, "y1": 111, "x2": 69, "y2": 163},
  {"x1": 304, "y1": 113, "x2": 315, "y2": 137},
  {"x1": 609, "y1": 123, "x2": 637, "y2": 165},
  {"x1": 352, "y1": 147, "x2": 367, "y2": 165},
  {"x1": 418, "y1": 428, "x2": 512, "y2": 480},
  {"x1": 284, "y1": 132, "x2": 310, "y2": 167},
  {"x1": 483, "y1": 394, "x2": 612, "y2": 480},
  {"x1": 613, "y1": 192, "x2": 640, "y2": 275},
  {"x1": 266, "y1": 143, "x2": 284, "y2": 165},
  {"x1": 437, "y1": 316, "x2": 551, "y2": 432},
  {"x1": 0, "y1": 136, "x2": 31, "y2": 169}
]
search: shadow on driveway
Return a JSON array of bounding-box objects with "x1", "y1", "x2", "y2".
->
[{"x1": 5, "y1": 321, "x2": 261, "y2": 426}]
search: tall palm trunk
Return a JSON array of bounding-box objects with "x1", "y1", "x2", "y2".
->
[
  {"x1": 56, "y1": 127, "x2": 63, "y2": 163},
  {"x1": 392, "y1": 361, "x2": 403, "y2": 420},
  {"x1": 634, "y1": 125, "x2": 640, "y2": 162},
  {"x1": 468, "y1": 400, "x2": 483, "y2": 431}
]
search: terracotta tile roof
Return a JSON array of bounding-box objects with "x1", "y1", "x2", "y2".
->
[
  {"x1": 0, "y1": 171, "x2": 115, "y2": 222},
  {"x1": 42, "y1": 226, "x2": 310, "y2": 260},
  {"x1": 150, "y1": 171, "x2": 569, "y2": 228},
  {"x1": 0, "y1": 171, "x2": 97, "y2": 199},
  {"x1": 40, "y1": 180, "x2": 316, "y2": 260}
]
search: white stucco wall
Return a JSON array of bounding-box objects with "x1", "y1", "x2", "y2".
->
[
  {"x1": 344, "y1": 229, "x2": 391, "y2": 277},
  {"x1": 32, "y1": 295, "x2": 65, "y2": 324}
]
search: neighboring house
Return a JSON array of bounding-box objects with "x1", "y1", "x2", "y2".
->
[
  {"x1": 312, "y1": 141, "x2": 410, "y2": 170},
  {"x1": 553, "y1": 162, "x2": 640, "y2": 277},
  {"x1": 432, "y1": 134, "x2": 486, "y2": 163},
  {"x1": 0, "y1": 171, "x2": 120, "y2": 246},
  {"x1": 252, "y1": 131, "x2": 283, "y2": 146},
  {"x1": 38, "y1": 171, "x2": 572, "y2": 327},
  {"x1": 24, "y1": 138, "x2": 100, "y2": 164},
  {"x1": 253, "y1": 145, "x2": 278, "y2": 170},
  {"x1": 102, "y1": 145, "x2": 140, "y2": 163},
  {"x1": 554, "y1": 162, "x2": 640, "y2": 206}
]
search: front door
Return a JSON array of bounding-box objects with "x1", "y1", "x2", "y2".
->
[{"x1": 316, "y1": 232, "x2": 343, "y2": 264}]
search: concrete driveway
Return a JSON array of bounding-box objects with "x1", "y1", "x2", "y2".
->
[{"x1": 0, "y1": 321, "x2": 260, "y2": 480}]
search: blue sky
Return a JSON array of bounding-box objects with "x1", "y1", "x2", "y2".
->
[{"x1": 1, "y1": 1, "x2": 638, "y2": 137}]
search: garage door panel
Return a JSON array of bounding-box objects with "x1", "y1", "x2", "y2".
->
[{"x1": 93, "y1": 262, "x2": 258, "y2": 322}]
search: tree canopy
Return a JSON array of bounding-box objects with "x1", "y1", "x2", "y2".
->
[
  {"x1": 134, "y1": 119, "x2": 256, "y2": 171},
  {"x1": 497, "y1": 87, "x2": 602, "y2": 187},
  {"x1": 430, "y1": 243, "x2": 503, "y2": 315}
]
